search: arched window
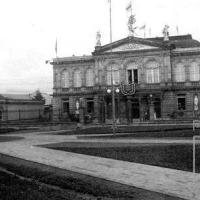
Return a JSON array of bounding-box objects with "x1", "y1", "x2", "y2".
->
[
  {"x1": 174, "y1": 63, "x2": 185, "y2": 82},
  {"x1": 189, "y1": 62, "x2": 200, "y2": 81},
  {"x1": 146, "y1": 62, "x2": 160, "y2": 83},
  {"x1": 107, "y1": 64, "x2": 119, "y2": 85},
  {"x1": 126, "y1": 63, "x2": 139, "y2": 83},
  {"x1": 54, "y1": 70, "x2": 60, "y2": 87},
  {"x1": 74, "y1": 70, "x2": 82, "y2": 87},
  {"x1": 86, "y1": 68, "x2": 94, "y2": 86},
  {"x1": 61, "y1": 70, "x2": 70, "y2": 88}
]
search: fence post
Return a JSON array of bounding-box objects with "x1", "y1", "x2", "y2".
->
[
  {"x1": 39, "y1": 109, "x2": 40, "y2": 120},
  {"x1": 19, "y1": 109, "x2": 21, "y2": 121},
  {"x1": 193, "y1": 136, "x2": 196, "y2": 173},
  {"x1": 59, "y1": 108, "x2": 61, "y2": 121},
  {"x1": 193, "y1": 120, "x2": 195, "y2": 131},
  {"x1": 0, "y1": 111, "x2": 1, "y2": 129}
]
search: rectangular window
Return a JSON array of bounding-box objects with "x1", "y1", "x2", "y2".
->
[
  {"x1": 177, "y1": 95, "x2": 186, "y2": 110},
  {"x1": 174, "y1": 65, "x2": 185, "y2": 82},
  {"x1": 190, "y1": 63, "x2": 200, "y2": 81},
  {"x1": 128, "y1": 70, "x2": 132, "y2": 83},
  {"x1": 127, "y1": 69, "x2": 138, "y2": 83},
  {"x1": 147, "y1": 69, "x2": 153, "y2": 83},
  {"x1": 154, "y1": 68, "x2": 160, "y2": 83},
  {"x1": 147, "y1": 68, "x2": 159, "y2": 83},
  {"x1": 63, "y1": 101, "x2": 69, "y2": 113},
  {"x1": 133, "y1": 69, "x2": 138, "y2": 83}
]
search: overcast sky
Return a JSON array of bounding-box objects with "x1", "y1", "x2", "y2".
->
[{"x1": 0, "y1": 0, "x2": 200, "y2": 94}]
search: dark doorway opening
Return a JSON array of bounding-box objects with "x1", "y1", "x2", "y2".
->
[
  {"x1": 0, "y1": 110, "x2": 2, "y2": 121},
  {"x1": 106, "y1": 97, "x2": 112, "y2": 119},
  {"x1": 131, "y1": 99, "x2": 140, "y2": 119},
  {"x1": 87, "y1": 99, "x2": 94, "y2": 115},
  {"x1": 154, "y1": 98, "x2": 161, "y2": 119}
]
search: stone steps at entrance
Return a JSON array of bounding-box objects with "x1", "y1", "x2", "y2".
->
[
  {"x1": 73, "y1": 122, "x2": 196, "y2": 137},
  {"x1": 105, "y1": 119, "x2": 193, "y2": 125}
]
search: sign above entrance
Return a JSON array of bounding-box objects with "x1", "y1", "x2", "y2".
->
[{"x1": 120, "y1": 82, "x2": 136, "y2": 95}]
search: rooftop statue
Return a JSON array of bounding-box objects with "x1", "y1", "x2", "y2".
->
[
  {"x1": 96, "y1": 31, "x2": 101, "y2": 46},
  {"x1": 128, "y1": 15, "x2": 137, "y2": 36},
  {"x1": 162, "y1": 25, "x2": 170, "y2": 41}
]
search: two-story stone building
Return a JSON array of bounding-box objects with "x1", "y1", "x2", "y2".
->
[{"x1": 50, "y1": 34, "x2": 200, "y2": 123}]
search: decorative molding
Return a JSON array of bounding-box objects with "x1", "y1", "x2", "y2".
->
[{"x1": 105, "y1": 43, "x2": 158, "y2": 53}]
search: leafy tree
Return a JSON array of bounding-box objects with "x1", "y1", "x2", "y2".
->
[{"x1": 33, "y1": 90, "x2": 45, "y2": 102}]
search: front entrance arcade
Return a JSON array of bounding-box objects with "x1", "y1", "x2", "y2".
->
[{"x1": 99, "y1": 93, "x2": 162, "y2": 124}]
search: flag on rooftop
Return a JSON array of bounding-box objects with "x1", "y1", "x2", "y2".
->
[
  {"x1": 55, "y1": 38, "x2": 57, "y2": 57},
  {"x1": 128, "y1": 14, "x2": 136, "y2": 25},
  {"x1": 139, "y1": 24, "x2": 146, "y2": 30},
  {"x1": 126, "y1": 1, "x2": 132, "y2": 12},
  {"x1": 176, "y1": 25, "x2": 179, "y2": 34}
]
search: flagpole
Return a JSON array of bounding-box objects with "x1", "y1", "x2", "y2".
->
[
  {"x1": 108, "y1": 0, "x2": 116, "y2": 135},
  {"x1": 109, "y1": 0, "x2": 112, "y2": 44},
  {"x1": 130, "y1": 0, "x2": 133, "y2": 16},
  {"x1": 55, "y1": 38, "x2": 58, "y2": 64},
  {"x1": 55, "y1": 38, "x2": 58, "y2": 58},
  {"x1": 176, "y1": 26, "x2": 179, "y2": 35},
  {"x1": 149, "y1": 28, "x2": 151, "y2": 37}
]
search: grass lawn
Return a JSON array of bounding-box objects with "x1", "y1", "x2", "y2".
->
[
  {"x1": 43, "y1": 142, "x2": 200, "y2": 172},
  {"x1": 0, "y1": 154, "x2": 184, "y2": 200},
  {"x1": 0, "y1": 170, "x2": 106, "y2": 200}
]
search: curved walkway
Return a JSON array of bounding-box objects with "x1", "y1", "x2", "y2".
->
[{"x1": 0, "y1": 130, "x2": 200, "y2": 200}]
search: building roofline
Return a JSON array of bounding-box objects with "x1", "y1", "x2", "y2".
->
[{"x1": 50, "y1": 55, "x2": 94, "y2": 65}]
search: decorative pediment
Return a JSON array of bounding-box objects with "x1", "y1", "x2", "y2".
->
[
  {"x1": 105, "y1": 42, "x2": 158, "y2": 52},
  {"x1": 93, "y1": 36, "x2": 165, "y2": 55}
]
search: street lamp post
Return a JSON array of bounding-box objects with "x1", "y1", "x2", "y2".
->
[
  {"x1": 107, "y1": 0, "x2": 120, "y2": 134},
  {"x1": 116, "y1": 88, "x2": 120, "y2": 122},
  {"x1": 109, "y1": 0, "x2": 115, "y2": 134},
  {"x1": 107, "y1": 86, "x2": 120, "y2": 135}
]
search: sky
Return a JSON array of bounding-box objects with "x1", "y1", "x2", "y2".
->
[{"x1": 0, "y1": 0, "x2": 200, "y2": 94}]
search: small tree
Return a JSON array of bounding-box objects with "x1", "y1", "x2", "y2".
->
[{"x1": 34, "y1": 90, "x2": 45, "y2": 102}]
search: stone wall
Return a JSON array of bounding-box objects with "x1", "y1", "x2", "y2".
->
[{"x1": 0, "y1": 101, "x2": 44, "y2": 121}]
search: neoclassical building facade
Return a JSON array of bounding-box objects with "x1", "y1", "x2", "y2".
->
[{"x1": 50, "y1": 34, "x2": 200, "y2": 123}]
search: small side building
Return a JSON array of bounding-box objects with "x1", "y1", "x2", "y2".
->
[{"x1": 0, "y1": 94, "x2": 44, "y2": 121}]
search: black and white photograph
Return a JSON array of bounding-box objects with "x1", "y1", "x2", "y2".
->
[{"x1": 0, "y1": 0, "x2": 200, "y2": 199}]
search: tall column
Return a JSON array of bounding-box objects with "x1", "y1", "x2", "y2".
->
[
  {"x1": 105, "y1": 99, "x2": 108, "y2": 122},
  {"x1": 139, "y1": 96, "x2": 143, "y2": 121},
  {"x1": 127, "y1": 96, "x2": 132, "y2": 124},
  {"x1": 94, "y1": 95, "x2": 99, "y2": 123},
  {"x1": 79, "y1": 97, "x2": 84, "y2": 124},
  {"x1": 149, "y1": 95, "x2": 155, "y2": 120},
  {"x1": 99, "y1": 95, "x2": 105, "y2": 123},
  {"x1": 117, "y1": 94, "x2": 120, "y2": 123},
  {"x1": 149, "y1": 102, "x2": 154, "y2": 120}
]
